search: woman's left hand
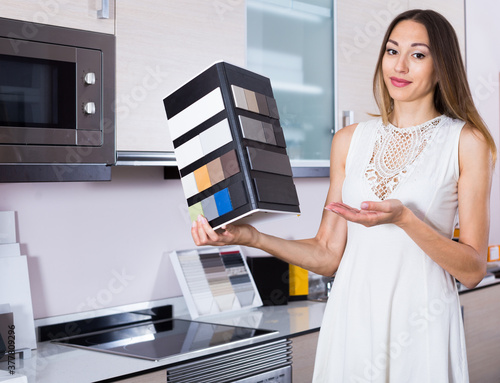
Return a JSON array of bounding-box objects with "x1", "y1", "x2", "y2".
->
[{"x1": 325, "y1": 199, "x2": 409, "y2": 228}]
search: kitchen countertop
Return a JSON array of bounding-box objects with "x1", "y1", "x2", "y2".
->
[
  {"x1": 0, "y1": 300, "x2": 326, "y2": 383},
  {"x1": 3, "y1": 275, "x2": 499, "y2": 383}
]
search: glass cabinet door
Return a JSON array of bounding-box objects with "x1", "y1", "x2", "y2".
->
[{"x1": 247, "y1": 0, "x2": 334, "y2": 172}]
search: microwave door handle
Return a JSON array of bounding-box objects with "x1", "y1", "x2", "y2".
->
[{"x1": 97, "y1": 0, "x2": 109, "y2": 19}]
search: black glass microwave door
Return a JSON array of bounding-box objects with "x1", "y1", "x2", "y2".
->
[{"x1": 0, "y1": 54, "x2": 76, "y2": 131}]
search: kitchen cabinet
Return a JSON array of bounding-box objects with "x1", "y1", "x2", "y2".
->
[
  {"x1": 292, "y1": 331, "x2": 320, "y2": 382},
  {"x1": 115, "y1": 0, "x2": 245, "y2": 154},
  {"x1": 336, "y1": 0, "x2": 465, "y2": 128},
  {"x1": 460, "y1": 283, "x2": 500, "y2": 383},
  {"x1": 0, "y1": 0, "x2": 115, "y2": 34},
  {"x1": 246, "y1": 0, "x2": 335, "y2": 167}
]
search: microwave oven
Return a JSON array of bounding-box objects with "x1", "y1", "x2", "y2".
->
[{"x1": 0, "y1": 17, "x2": 115, "y2": 181}]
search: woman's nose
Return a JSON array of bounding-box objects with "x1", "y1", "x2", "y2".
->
[{"x1": 394, "y1": 56, "x2": 408, "y2": 73}]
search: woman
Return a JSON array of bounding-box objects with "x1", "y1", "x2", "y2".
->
[{"x1": 192, "y1": 9, "x2": 496, "y2": 382}]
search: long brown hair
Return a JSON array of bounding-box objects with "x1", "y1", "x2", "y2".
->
[{"x1": 373, "y1": 9, "x2": 497, "y2": 163}]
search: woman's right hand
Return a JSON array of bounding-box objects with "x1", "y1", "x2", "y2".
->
[{"x1": 191, "y1": 215, "x2": 258, "y2": 247}]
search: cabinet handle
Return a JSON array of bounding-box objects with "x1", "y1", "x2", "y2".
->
[
  {"x1": 342, "y1": 110, "x2": 354, "y2": 128},
  {"x1": 98, "y1": 0, "x2": 109, "y2": 19}
]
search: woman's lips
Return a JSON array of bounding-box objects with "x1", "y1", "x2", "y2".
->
[{"x1": 390, "y1": 77, "x2": 412, "y2": 87}]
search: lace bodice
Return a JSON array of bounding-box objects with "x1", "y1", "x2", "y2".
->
[{"x1": 364, "y1": 116, "x2": 442, "y2": 200}]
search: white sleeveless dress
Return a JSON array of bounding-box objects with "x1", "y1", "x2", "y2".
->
[{"x1": 313, "y1": 116, "x2": 468, "y2": 383}]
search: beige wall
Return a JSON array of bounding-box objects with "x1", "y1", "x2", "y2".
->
[{"x1": 0, "y1": 166, "x2": 328, "y2": 319}]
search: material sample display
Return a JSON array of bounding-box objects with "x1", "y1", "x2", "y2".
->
[
  {"x1": 169, "y1": 246, "x2": 263, "y2": 319},
  {"x1": 163, "y1": 61, "x2": 300, "y2": 229}
]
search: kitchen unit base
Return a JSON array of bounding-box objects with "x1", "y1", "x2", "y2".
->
[
  {"x1": 112, "y1": 339, "x2": 292, "y2": 383},
  {"x1": 460, "y1": 282, "x2": 500, "y2": 382},
  {"x1": 291, "y1": 331, "x2": 320, "y2": 382}
]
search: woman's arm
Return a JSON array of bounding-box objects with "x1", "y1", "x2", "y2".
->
[
  {"x1": 326, "y1": 124, "x2": 493, "y2": 288},
  {"x1": 191, "y1": 124, "x2": 358, "y2": 276}
]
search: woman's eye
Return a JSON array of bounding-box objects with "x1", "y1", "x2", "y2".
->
[
  {"x1": 412, "y1": 52, "x2": 426, "y2": 59},
  {"x1": 386, "y1": 48, "x2": 398, "y2": 55}
]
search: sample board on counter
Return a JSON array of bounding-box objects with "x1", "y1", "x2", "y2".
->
[
  {"x1": 0, "y1": 212, "x2": 36, "y2": 354},
  {"x1": 163, "y1": 61, "x2": 300, "y2": 230},
  {"x1": 169, "y1": 246, "x2": 262, "y2": 319}
]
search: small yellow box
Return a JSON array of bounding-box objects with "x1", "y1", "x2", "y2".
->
[
  {"x1": 289, "y1": 264, "x2": 308, "y2": 299},
  {"x1": 488, "y1": 245, "x2": 500, "y2": 262}
]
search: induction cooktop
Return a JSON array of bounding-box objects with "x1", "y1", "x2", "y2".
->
[{"x1": 46, "y1": 306, "x2": 277, "y2": 361}]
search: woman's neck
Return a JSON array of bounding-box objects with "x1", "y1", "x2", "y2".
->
[{"x1": 390, "y1": 101, "x2": 440, "y2": 128}]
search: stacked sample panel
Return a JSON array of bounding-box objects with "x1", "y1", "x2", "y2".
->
[
  {"x1": 169, "y1": 246, "x2": 262, "y2": 319},
  {"x1": 164, "y1": 61, "x2": 300, "y2": 229}
]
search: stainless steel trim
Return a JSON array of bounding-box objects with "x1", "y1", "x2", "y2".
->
[
  {"x1": 231, "y1": 365, "x2": 291, "y2": 383},
  {"x1": 98, "y1": 0, "x2": 110, "y2": 19},
  {"x1": 0, "y1": 37, "x2": 76, "y2": 61},
  {"x1": 0, "y1": 127, "x2": 103, "y2": 147},
  {"x1": 167, "y1": 340, "x2": 291, "y2": 372},
  {"x1": 167, "y1": 339, "x2": 292, "y2": 383},
  {"x1": 0, "y1": 127, "x2": 76, "y2": 146},
  {"x1": 171, "y1": 362, "x2": 292, "y2": 383},
  {"x1": 342, "y1": 110, "x2": 354, "y2": 128},
  {"x1": 77, "y1": 48, "x2": 102, "y2": 133},
  {"x1": 116, "y1": 151, "x2": 331, "y2": 178},
  {"x1": 76, "y1": 130, "x2": 102, "y2": 146},
  {"x1": 115, "y1": 151, "x2": 177, "y2": 166}
]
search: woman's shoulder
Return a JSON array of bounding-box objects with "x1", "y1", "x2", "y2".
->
[
  {"x1": 330, "y1": 118, "x2": 381, "y2": 165},
  {"x1": 330, "y1": 123, "x2": 357, "y2": 156},
  {"x1": 332, "y1": 118, "x2": 382, "y2": 151},
  {"x1": 333, "y1": 118, "x2": 381, "y2": 142},
  {"x1": 458, "y1": 122, "x2": 493, "y2": 172},
  {"x1": 333, "y1": 122, "x2": 357, "y2": 142},
  {"x1": 459, "y1": 122, "x2": 491, "y2": 152},
  {"x1": 329, "y1": 123, "x2": 357, "y2": 168}
]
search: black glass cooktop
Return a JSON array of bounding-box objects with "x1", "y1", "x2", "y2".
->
[{"x1": 53, "y1": 318, "x2": 277, "y2": 361}]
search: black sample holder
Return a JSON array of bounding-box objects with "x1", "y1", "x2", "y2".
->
[{"x1": 163, "y1": 61, "x2": 300, "y2": 229}]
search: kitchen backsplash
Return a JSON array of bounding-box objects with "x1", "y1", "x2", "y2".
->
[{"x1": 0, "y1": 166, "x2": 328, "y2": 319}]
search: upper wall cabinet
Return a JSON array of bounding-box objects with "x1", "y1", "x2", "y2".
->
[
  {"x1": 336, "y1": 0, "x2": 465, "y2": 129},
  {"x1": 115, "y1": 1, "x2": 246, "y2": 154},
  {"x1": 0, "y1": 0, "x2": 115, "y2": 34},
  {"x1": 246, "y1": 0, "x2": 335, "y2": 168}
]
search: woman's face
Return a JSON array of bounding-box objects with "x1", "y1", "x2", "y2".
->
[{"x1": 382, "y1": 20, "x2": 437, "y2": 106}]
